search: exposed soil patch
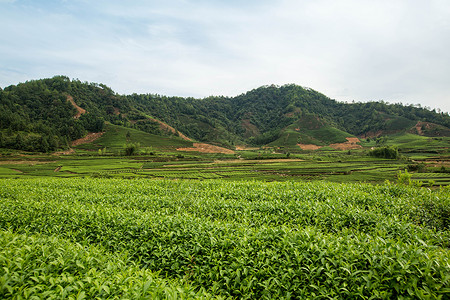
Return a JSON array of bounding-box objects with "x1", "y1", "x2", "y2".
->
[
  {"x1": 53, "y1": 148, "x2": 75, "y2": 155},
  {"x1": 415, "y1": 122, "x2": 424, "y2": 135},
  {"x1": 360, "y1": 131, "x2": 383, "y2": 139},
  {"x1": 297, "y1": 144, "x2": 322, "y2": 150},
  {"x1": 298, "y1": 137, "x2": 362, "y2": 151},
  {"x1": 241, "y1": 119, "x2": 260, "y2": 138},
  {"x1": 214, "y1": 159, "x2": 304, "y2": 164},
  {"x1": 177, "y1": 143, "x2": 235, "y2": 154},
  {"x1": 67, "y1": 95, "x2": 86, "y2": 119},
  {"x1": 71, "y1": 132, "x2": 104, "y2": 147},
  {"x1": 235, "y1": 145, "x2": 260, "y2": 151},
  {"x1": 329, "y1": 137, "x2": 362, "y2": 150},
  {"x1": 147, "y1": 117, "x2": 192, "y2": 141},
  {"x1": 284, "y1": 108, "x2": 301, "y2": 118},
  {"x1": 413, "y1": 121, "x2": 433, "y2": 135}
]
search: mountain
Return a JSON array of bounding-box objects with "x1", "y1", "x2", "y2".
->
[{"x1": 0, "y1": 76, "x2": 449, "y2": 153}]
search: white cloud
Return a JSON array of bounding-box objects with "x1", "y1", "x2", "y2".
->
[{"x1": 0, "y1": 0, "x2": 449, "y2": 112}]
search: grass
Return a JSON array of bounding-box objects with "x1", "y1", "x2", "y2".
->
[
  {"x1": 361, "y1": 133, "x2": 450, "y2": 154},
  {"x1": 384, "y1": 115, "x2": 416, "y2": 131},
  {"x1": 267, "y1": 114, "x2": 353, "y2": 149},
  {"x1": 75, "y1": 123, "x2": 193, "y2": 153}
]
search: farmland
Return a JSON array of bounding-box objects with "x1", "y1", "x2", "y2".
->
[
  {"x1": 0, "y1": 178, "x2": 449, "y2": 298},
  {"x1": 1, "y1": 77, "x2": 450, "y2": 298},
  {"x1": 1, "y1": 150, "x2": 449, "y2": 186}
]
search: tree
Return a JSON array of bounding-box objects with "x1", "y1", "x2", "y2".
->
[
  {"x1": 368, "y1": 146, "x2": 399, "y2": 159},
  {"x1": 15, "y1": 133, "x2": 24, "y2": 149},
  {"x1": 39, "y1": 136, "x2": 50, "y2": 152},
  {"x1": 124, "y1": 143, "x2": 139, "y2": 156}
]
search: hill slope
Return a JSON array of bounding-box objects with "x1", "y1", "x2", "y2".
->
[{"x1": 1, "y1": 76, "x2": 449, "y2": 152}]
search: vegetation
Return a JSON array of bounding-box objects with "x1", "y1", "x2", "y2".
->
[
  {"x1": 1, "y1": 76, "x2": 449, "y2": 298},
  {"x1": 0, "y1": 178, "x2": 449, "y2": 298},
  {"x1": 368, "y1": 146, "x2": 400, "y2": 159},
  {"x1": 0, "y1": 230, "x2": 214, "y2": 299},
  {"x1": 124, "y1": 142, "x2": 140, "y2": 156},
  {"x1": 1, "y1": 77, "x2": 449, "y2": 152}
]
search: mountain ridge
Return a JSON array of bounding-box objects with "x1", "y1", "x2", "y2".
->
[{"x1": 1, "y1": 76, "x2": 449, "y2": 152}]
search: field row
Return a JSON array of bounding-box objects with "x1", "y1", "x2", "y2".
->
[
  {"x1": 0, "y1": 157, "x2": 428, "y2": 184},
  {"x1": 0, "y1": 230, "x2": 214, "y2": 299},
  {"x1": 0, "y1": 178, "x2": 449, "y2": 298}
]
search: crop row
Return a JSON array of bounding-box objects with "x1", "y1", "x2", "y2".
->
[
  {"x1": 0, "y1": 178, "x2": 449, "y2": 298},
  {"x1": 0, "y1": 229, "x2": 215, "y2": 299}
]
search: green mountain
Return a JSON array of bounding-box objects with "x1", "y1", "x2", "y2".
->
[{"x1": 1, "y1": 76, "x2": 449, "y2": 152}]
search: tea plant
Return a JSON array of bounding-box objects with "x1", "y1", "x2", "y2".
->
[{"x1": 0, "y1": 178, "x2": 449, "y2": 298}]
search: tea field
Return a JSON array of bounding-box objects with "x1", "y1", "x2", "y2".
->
[
  {"x1": 3, "y1": 155, "x2": 446, "y2": 185},
  {"x1": 0, "y1": 178, "x2": 449, "y2": 299}
]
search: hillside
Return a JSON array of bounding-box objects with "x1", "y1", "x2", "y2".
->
[{"x1": 1, "y1": 76, "x2": 449, "y2": 153}]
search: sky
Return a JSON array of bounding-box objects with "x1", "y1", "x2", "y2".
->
[{"x1": 1, "y1": 0, "x2": 449, "y2": 113}]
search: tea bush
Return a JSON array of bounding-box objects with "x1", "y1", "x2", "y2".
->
[{"x1": 0, "y1": 178, "x2": 449, "y2": 298}]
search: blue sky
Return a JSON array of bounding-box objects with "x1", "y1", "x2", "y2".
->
[{"x1": 1, "y1": 0, "x2": 449, "y2": 112}]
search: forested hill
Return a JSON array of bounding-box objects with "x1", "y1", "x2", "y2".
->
[{"x1": 1, "y1": 76, "x2": 449, "y2": 152}]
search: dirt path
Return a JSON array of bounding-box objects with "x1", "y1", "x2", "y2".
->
[
  {"x1": 147, "y1": 116, "x2": 192, "y2": 141},
  {"x1": 67, "y1": 95, "x2": 86, "y2": 119},
  {"x1": 177, "y1": 143, "x2": 235, "y2": 154},
  {"x1": 71, "y1": 132, "x2": 104, "y2": 147}
]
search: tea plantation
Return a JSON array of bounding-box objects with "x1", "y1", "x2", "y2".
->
[{"x1": 0, "y1": 178, "x2": 449, "y2": 299}]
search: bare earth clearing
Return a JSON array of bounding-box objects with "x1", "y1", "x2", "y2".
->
[
  {"x1": 71, "y1": 132, "x2": 104, "y2": 147},
  {"x1": 67, "y1": 95, "x2": 86, "y2": 119},
  {"x1": 177, "y1": 143, "x2": 235, "y2": 154},
  {"x1": 235, "y1": 145, "x2": 260, "y2": 151},
  {"x1": 298, "y1": 137, "x2": 362, "y2": 151},
  {"x1": 297, "y1": 144, "x2": 323, "y2": 150},
  {"x1": 53, "y1": 148, "x2": 75, "y2": 155},
  {"x1": 330, "y1": 137, "x2": 362, "y2": 150},
  {"x1": 214, "y1": 158, "x2": 304, "y2": 164}
]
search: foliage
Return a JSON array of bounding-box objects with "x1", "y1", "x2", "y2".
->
[
  {"x1": 0, "y1": 178, "x2": 449, "y2": 298},
  {"x1": 124, "y1": 143, "x2": 140, "y2": 156},
  {"x1": 407, "y1": 163, "x2": 426, "y2": 172},
  {"x1": 368, "y1": 146, "x2": 400, "y2": 159},
  {"x1": 0, "y1": 230, "x2": 214, "y2": 299},
  {"x1": 2, "y1": 76, "x2": 450, "y2": 152}
]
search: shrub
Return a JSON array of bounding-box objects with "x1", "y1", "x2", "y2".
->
[
  {"x1": 368, "y1": 146, "x2": 400, "y2": 159},
  {"x1": 124, "y1": 143, "x2": 140, "y2": 156}
]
